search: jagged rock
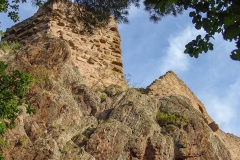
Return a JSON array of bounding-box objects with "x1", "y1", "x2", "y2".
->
[{"x1": 0, "y1": 1, "x2": 240, "y2": 160}]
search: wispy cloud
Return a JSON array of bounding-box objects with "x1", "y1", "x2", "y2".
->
[
  {"x1": 159, "y1": 26, "x2": 203, "y2": 74},
  {"x1": 200, "y1": 77, "x2": 240, "y2": 134}
]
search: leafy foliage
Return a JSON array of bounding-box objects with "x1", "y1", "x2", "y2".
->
[
  {"x1": 70, "y1": 0, "x2": 140, "y2": 34},
  {"x1": 0, "y1": 61, "x2": 35, "y2": 158},
  {"x1": 0, "y1": 0, "x2": 46, "y2": 22},
  {"x1": 0, "y1": 0, "x2": 46, "y2": 36},
  {"x1": 144, "y1": 0, "x2": 240, "y2": 60},
  {"x1": 156, "y1": 110, "x2": 189, "y2": 127},
  {"x1": 0, "y1": 0, "x2": 27, "y2": 23},
  {"x1": 144, "y1": 0, "x2": 185, "y2": 22},
  {"x1": 75, "y1": 0, "x2": 140, "y2": 23}
]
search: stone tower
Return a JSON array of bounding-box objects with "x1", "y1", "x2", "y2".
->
[{"x1": 2, "y1": 1, "x2": 126, "y2": 88}]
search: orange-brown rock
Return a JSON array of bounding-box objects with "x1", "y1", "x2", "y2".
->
[
  {"x1": 147, "y1": 71, "x2": 214, "y2": 126},
  {"x1": 147, "y1": 71, "x2": 240, "y2": 159},
  {"x1": 0, "y1": 1, "x2": 240, "y2": 160}
]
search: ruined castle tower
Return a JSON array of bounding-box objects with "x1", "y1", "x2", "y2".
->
[
  {"x1": 1, "y1": 1, "x2": 240, "y2": 160},
  {"x1": 2, "y1": 1, "x2": 126, "y2": 88}
]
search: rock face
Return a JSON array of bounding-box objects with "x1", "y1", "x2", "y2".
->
[
  {"x1": 1, "y1": 1, "x2": 240, "y2": 160},
  {"x1": 147, "y1": 71, "x2": 217, "y2": 131},
  {"x1": 147, "y1": 71, "x2": 240, "y2": 160}
]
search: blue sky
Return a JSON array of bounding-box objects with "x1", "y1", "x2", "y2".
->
[{"x1": 1, "y1": 2, "x2": 240, "y2": 137}]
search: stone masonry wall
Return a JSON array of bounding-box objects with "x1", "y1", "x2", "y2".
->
[{"x1": 2, "y1": 1, "x2": 127, "y2": 88}]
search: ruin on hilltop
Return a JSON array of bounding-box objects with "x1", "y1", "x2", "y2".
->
[{"x1": 1, "y1": 1, "x2": 240, "y2": 159}]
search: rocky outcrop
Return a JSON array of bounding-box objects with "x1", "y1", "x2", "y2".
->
[
  {"x1": 147, "y1": 71, "x2": 213, "y2": 124},
  {"x1": 147, "y1": 71, "x2": 221, "y2": 133},
  {"x1": 1, "y1": 1, "x2": 240, "y2": 160},
  {"x1": 147, "y1": 71, "x2": 240, "y2": 159}
]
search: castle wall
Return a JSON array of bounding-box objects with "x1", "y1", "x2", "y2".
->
[{"x1": 2, "y1": 1, "x2": 127, "y2": 88}]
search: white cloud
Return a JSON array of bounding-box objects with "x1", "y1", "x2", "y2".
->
[
  {"x1": 208, "y1": 97, "x2": 235, "y2": 124},
  {"x1": 200, "y1": 77, "x2": 240, "y2": 134},
  {"x1": 159, "y1": 26, "x2": 203, "y2": 74}
]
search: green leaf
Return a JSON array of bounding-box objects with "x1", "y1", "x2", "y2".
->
[
  {"x1": 208, "y1": 43, "x2": 214, "y2": 50},
  {"x1": 223, "y1": 16, "x2": 235, "y2": 27},
  {"x1": 223, "y1": 23, "x2": 240, "y2": 40},
  {"x1": 192, "y1": 16, "x2": 198, "y2": 23},
  {"x1": 184, "y1": 48, "x2": 189, "y2": 53},
  {"x1": 0, "y1": 121, "x2": 7, "y2": 135},
  {"x1": 230, "y1": 4, "x2": 240, "y2": 15},
  {"x1": 196, "y1": 35, "x2": 201, "y2": 40},
  {"x1": 202, "y1": 43, "x2": 208, "y2": 53},
  {"x1": 195, "y1": 22, "x2": 202, "y2": 30},
  {"x1": 231, "y1": 49, "x2": 240, "y2": 60},
  {"x1": 189, "y1": 11, "x2": 196, "y2": 17}
]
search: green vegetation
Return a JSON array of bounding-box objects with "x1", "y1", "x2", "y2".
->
[
  {"x1": 100, "y1": 92, "x2": 108, "y2": 102},
  {"x1": 156, "y1": 110, "x2": 189, "y2": 127},
  {"x1": 18, "y1": 136, "x2": 28, "y2": 146},
  {"x1": 0, "y1": 0, "x2": 44, "y2": 23},
  {"x1": 31, "y1": 67, "x2": 54, "y2": 89},
  {"x1": 0, "y1": 0, "x2": 44, "y2": 38},
  {"x1": 0, "y1": 0, "x2": 22, "y2": 23},
  {"x1": 0, "y1": 41, "x2": 22, "y2": 52},
  {"x1": 62, "y1": 145, "x2": 69, "y2": 153},
  {"x1": 0, "y1": 61, "x2": 35, "y2": 159},
  {"x1": 0, "y1": 31, "x2": 4, "y2": 38}
]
